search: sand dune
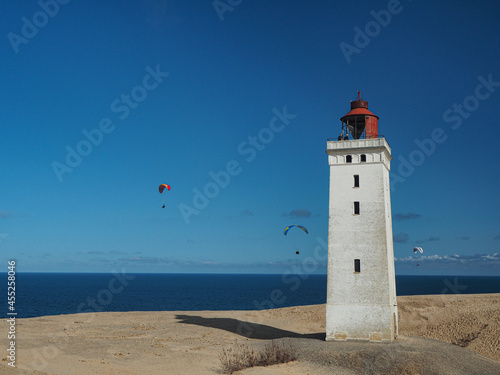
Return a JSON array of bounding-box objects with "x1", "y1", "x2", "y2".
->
[
  {"x1": 398, "y1": 294, "x2": 500, "y2": 362},
  {"x1": 1, "y1": 294, "x2": 499, "y2": 374}
]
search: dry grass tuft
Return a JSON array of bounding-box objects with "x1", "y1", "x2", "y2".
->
[{"x1": 219, "y1": 339, "x2": 298, "y2": 374}]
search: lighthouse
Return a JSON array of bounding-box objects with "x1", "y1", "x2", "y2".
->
[{"x1": 325, "y1": 92, "x2": 398, "y2": 342}]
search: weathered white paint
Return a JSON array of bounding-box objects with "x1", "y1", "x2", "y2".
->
[{"x1": 325, "y1": 137, "x2": 398, "y2": 342}]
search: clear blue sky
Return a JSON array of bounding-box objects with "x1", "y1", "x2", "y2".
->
[{"x1": 1, "y1": 0, "x2": 499, "y2": 275}]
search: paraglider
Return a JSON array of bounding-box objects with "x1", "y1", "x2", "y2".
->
[
  {"x1": 284, "y1": 225, "x2": 309, "y2": 254},
  {"x1": 413, "y1": 247, "x2": 423, "y2": 266},
  {"x1": 283, "y1": 225, "x2": 309, "y2": 235},
  {"x1": 159, "y1": 184, "x2": 171, "y2": 194},
  {"x1": 159, "y1": 184, "x2": 171, "y2": 208}
]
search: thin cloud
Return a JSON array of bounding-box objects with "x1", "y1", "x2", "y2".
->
[
  {"x1": 282, "y1": 209, "x2": 311, "y2": 218},
  {"x1": 88, "y1": 257, "x2": 113, "y2": 263},
  {"x1": 115, "y1": 256, "x2": 327, "y2": 270},
  {"x1": 118, "y1": 256, "x2": 173, "y2": 264},
  {"x1": 394, "y1": 233, "x2": 409, "y2": 243},
  {"x1": 79, "y1": 250, "x2": 130, "y2": 255},
  {"x1": 416, "y1": 236, "x2": 440, "y2": 244},
  {"x1": 395, "y1": 253, "x2": 500, "y2": 269},
  {"x1": 223, "y1": 210, "x2": 254, "y2": 220},
  {"x1": 394, "y1": 213, "x2": 421, "y2": 221},
  {"x1": 0, "y1": 210, "x2": 14, "y2": 219}
]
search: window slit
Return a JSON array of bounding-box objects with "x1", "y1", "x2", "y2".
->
[
  {"x1": 354, "y1": 201, "x2": 360, "y2": 215},
  {"x1": 354, "y1": 259, "x2": 360, "y2": 273}
]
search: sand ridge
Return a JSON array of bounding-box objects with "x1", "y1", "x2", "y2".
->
[
  {"x1": 398, "y1": 293, "x2": 500, "y2": 361},
  {"x1": 1, "y1": 294, "x2": 499, "y2": 374}
]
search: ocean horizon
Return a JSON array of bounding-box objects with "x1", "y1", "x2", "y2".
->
[{"x1": 4, "y1": 273, "x2": 500, "y2": 319}]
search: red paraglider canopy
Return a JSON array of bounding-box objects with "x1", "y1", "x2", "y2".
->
[{"x1": 159, "y1": 184, "x2": 171, "y2": 194}]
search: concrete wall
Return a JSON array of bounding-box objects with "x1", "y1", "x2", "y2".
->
[{"x1": 325, "y1": 138, "x2": 397, "y2": 342}]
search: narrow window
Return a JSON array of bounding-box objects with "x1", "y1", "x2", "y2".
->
[
  {"x1": 354, "y1": 201, "x2": 360, "y2": 215},
  {"x1": 354, "y1": 259, "x2": 360, "y2": 273},
  {"x1": 346, "y1": 155, "x2": 352, "y2": 163},
  {"x1": 354, "y1": 175, "x2": 359, "y2": 187},
  {"x1": 361, "y1": 154, "x2": 366, "y2": 162}
]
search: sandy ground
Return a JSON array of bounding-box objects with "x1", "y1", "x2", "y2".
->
[{"x1": 1, "y1": 294, "x2": 499, "y2": 374}]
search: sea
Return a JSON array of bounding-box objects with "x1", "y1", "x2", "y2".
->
[{"x1": 4, "y1": 273, "x2": 500, "y2": 319}]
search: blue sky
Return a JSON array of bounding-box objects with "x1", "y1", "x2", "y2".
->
[{"x1": 1, "y1": 0, "x2": 499, "y2": 275}]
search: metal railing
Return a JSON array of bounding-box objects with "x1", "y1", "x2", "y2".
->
[{"x1": 327, "y1": 134, "x2": 386, "y2": 142}]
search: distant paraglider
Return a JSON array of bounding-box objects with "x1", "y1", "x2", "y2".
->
[
  {"x1": 159, "y1": 184, "x2": 171, "y2": 208},
  {"x1": 283, "y1": 225, "x2": 309, "y2": 236},
  {"x1": 284, "y1": 225, "x2": 309, "y2": 254},
  {"x1": 413, "y1": 247, "x2": 423, "y2": 266},
  {"x1": 159, "y1": 184, "x2": 171, "y2": 194}
]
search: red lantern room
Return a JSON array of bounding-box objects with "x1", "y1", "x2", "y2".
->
[{"x1": 340, "y1": 92, "x2": 379, "y2": 139}]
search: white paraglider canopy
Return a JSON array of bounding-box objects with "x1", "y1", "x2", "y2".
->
[{"x1": 413, "y1": 247, "x2": 423, "y2": 254}]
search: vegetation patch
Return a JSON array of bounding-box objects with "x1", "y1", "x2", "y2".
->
[{"x1": 219, "y1": 339, "x2": 298, "y2": 374}]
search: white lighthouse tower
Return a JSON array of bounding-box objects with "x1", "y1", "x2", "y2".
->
[{"x1": 325, "y1": 92, "x2": 398, "y2": 342}]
